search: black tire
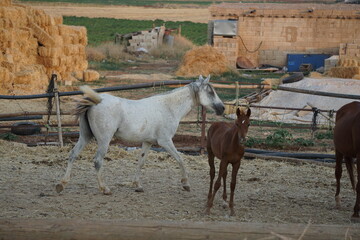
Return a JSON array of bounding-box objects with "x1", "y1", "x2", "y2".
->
[
  {"x1": 11, "y1": 122, "x2": 41, "y2": 135},
  {"x1": 282, "y1": 72, "x2": 304, "y2": 84}
]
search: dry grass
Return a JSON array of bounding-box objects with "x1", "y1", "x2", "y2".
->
[
  {"x1": 150, "y1": 35, "x2": 194, "y2": 60},
  {"x1": 86, "y1": 42, "x2": 136, "y2": 62}
]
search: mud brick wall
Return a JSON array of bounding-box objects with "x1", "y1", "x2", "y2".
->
[
  {"x1": 213, "y1": 36, "x2": 238, "y2": 65},
  {"x1": 209, "y1": 3, "x2": 360, "y2": 68}
]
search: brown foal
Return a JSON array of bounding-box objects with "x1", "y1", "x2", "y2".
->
[{"x1": 205, "y1": 107, "x2": 251, "y2": 216}]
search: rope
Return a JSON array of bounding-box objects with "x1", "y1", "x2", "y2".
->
[{"x1": 238, "y1": 34, "x2": 263, "y2": 53}]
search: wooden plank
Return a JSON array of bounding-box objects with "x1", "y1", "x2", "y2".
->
[{"x1": 0, "y1": 219, "x2": 359, "y2": 240}]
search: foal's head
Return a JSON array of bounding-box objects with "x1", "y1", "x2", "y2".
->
[
  {"x1": 235, "y1": 108, "x2": 251, "y2": 144},
  {"x1": 193, "y1": 75, "x2": 225, "y2": 116}
]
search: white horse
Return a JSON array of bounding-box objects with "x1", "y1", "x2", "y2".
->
[{"x1": 56, "y1": 75, "x2": 225, "y2": 195}]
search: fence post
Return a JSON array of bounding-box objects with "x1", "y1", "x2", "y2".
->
[
  {"x1": 200, "y1": 106, "x2": 206, "y2": 154},
  {"x1": 53, "y1": 78, "x2": 63, "y2": 147},
  {"x1": 311, "y1": 107, "x2": 319, "y2": 138}
]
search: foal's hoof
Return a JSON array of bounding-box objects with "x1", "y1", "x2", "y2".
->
[
  {"x1": 55, "y1": 183, "x2": 64, "y2": 193},
  {"x1": 351, "y1": 215, "x2": 360, "y2": 223},
  {"x1": 182, "y1": 185, "x2": 190, "y2": 192},
  {"x1": 135, "y1": 187, "x2": 144, "y2": 192}
]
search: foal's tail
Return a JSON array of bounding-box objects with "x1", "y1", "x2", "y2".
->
[{"x1": 74, "y1": 85, "x2": 102, "y2": 115}]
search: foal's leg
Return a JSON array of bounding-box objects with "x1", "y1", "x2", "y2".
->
[
  {"x1": 56, "y1": 115, "x2": 92, "y2": 193},
  {"x1": 335, "y1": 150, "x2": 343, "y2": 209},
  {"x1": 352, "y1": 153, "x2": 360, "y2": 221},
  {"x1": 222, "y1": 166, "x2": 228, "y2": 209},
  {"x1": 133, "y1": 142, "x2": 152, "y2": 192},
  {"x1": 158, "y1": 139, "x2": 190, "y2": 191},
  {"x1": 229, "y1": 161, "x2": 241, "y2": 216},
  {"x1": 94, "y1": 137, "x2": 112, "y2": 195},
  {"x1": 206, "y1": 147, "x2": 215, "y2": 214},
  {"x1": 206, "y1": 160, "x2": 228, "y2": 214}
]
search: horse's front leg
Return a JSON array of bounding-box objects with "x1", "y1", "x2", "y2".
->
[
  {"x1": 158, "y1": 139, "x2": 190, "y2": 191},
  {"x1": 229, "y1": 161, "x2": 241, "y2": 216},
  {"x1": 133, "y1": 142, "x2": 152, "y2": 192},
  {"x1": 222, "y1": 168, "x2": 228, "y2": 209},
  {"x1": 206, "y1": 160, "x2": 227, "y2": 215}
]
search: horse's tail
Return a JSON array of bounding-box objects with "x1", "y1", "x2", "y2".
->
[
  {"x1": 74, "y1": 85, "x2": 102, "y2": 115},
  {"x1": 345, "y1": 157, "x2": 356, "y2": 192}
]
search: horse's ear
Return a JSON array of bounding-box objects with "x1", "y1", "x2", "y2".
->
[
  {"x1": 203, "y1": 75, "x2": 210, "y2": 84},
  {"x1": 246, "y1": 108, "x2": 251, "y2": 117},
  {"x1": 198, "y1": 75, "x2": 204, "y2": 82}
]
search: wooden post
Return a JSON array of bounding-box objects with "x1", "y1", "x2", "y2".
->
[
  {"x1": 200, "y1": 106, "x2": 206, "y2": 154},
  {"x1": 54, "y1": 81, "x2": 63, "y2": 147}
]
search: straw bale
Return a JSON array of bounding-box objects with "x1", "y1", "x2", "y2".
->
[
  {"x1": 83, "y1": 70, "x2": 100, "y2": 82},
  {"x1": 0, "y1": 0, "x2": 12, "y2": 6},
  {"x1": 176, "y1": 45, "x2": 231, "y2": 77},
  {"x1": 328, "y1": 66, "x2": 360, "y2": 79},
  {"x1": 29, "y1": 22, "x2": 55, "y2": 47},
  {"x1": 353, "y1": 74, "x2": 360, "y2": 80},
  {"x1": 63, "y1": 44, "x2": 79, "y2": 56},
  {"x1": 38, "y1": 47, "x2": 62, "y2": 58}
]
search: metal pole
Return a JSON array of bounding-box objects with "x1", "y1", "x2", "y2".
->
[
  {"x1": 200, "y1": 106, "x2": 206, "y2": 154},
  {"x1": 54, "y1": 81, "x2": 63, "y2": 147}
]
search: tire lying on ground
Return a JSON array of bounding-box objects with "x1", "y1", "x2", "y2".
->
[
  {"x1": 281, "y1": 72, "x2": 304, "y2": 84},
  {"x1": 11, "y1": 122, "x2": 41, "y2": 135}
]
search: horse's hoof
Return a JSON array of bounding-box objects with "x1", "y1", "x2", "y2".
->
[
  {"x1": 55, "y1": 183, "x2": 64, "y2": 193},
  {"x1": 230, "y1": 210, "x2": 236, "y2": 216},
  {"x1": 222, "y1": 201, "x2": 229, "y2": 209},
  {"x1": 182, "y1": 185, "x2": 190, "y2": 192},
  {"x1": 204, "y1": 208, "x2": 211, "y2": 215},
  {"x1": 102, "y1": 187, "x2": 112, "y2": 195},
  {"x1": 135, "y1": 187, "x2": 144, "y2": 192}
]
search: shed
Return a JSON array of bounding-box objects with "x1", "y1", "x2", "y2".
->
[{"x1": 209, "y1": 3, "x2": 360, "y2": 68}]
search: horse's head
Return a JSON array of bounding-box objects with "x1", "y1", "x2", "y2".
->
[
  {"x1": 235, "y1": 107, "x2": 251, "y2": 144},
  {"x1": 192, "y1": 75, "x2": 225, "y2": 115}
]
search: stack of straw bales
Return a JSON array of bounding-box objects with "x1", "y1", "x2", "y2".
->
[
  {"x1": 176, "y1": 45, "x2": 231, "y2": 77},
  {"x1": 0, "y1": 0, "x2": 99, "y2": 95},
  {"x1": 328, "y1": 43, "x2": 360, "y2": 80}
]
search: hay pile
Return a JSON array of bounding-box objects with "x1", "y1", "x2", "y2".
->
[
  {"x1": 327, "y1": 43, "x2": 360, "y2": 80},
  {"x1": 0, "y1": 0, "x2": 98, "y2": 95},
  {"x1": 176, "y1": 45, "x2": 231, "y2": 77}
]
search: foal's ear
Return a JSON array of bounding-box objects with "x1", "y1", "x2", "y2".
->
[
  {"x1": 246, "y1": 108, "x2": 251, "y2": 117},
  {"x1": 236, "y1": 108, "x2": 241, "y2": 117},
  {"x1": 198, "y1": 75, "x2": 204, "y2": 82}
]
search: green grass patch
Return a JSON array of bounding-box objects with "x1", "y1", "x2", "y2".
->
[{"x1": 63, "y1": 17, "x2": 207, "y2": 46}]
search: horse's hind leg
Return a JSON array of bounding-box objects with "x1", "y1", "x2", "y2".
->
[
  {"x1": 158, "y1": 139, "x2": 190, "y2": 191},
  {"x1": 352, "y1": 153, "x2": 360, "y2": 221},
  {"x1": 56, "y1": 115, "x2": 92, "y2": 193},
  {"x1": 94, "y1": 137, "x2": 112, "y2": 195},
  {"x1": 335, "y1": 150, "x2": 344, "y2": 209},
  {"x1": 133, "y1": 142, "x2": 152, "y2": 192}
]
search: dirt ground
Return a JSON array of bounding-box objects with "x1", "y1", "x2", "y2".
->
[
  {"x1": 0, "y1": 138, "x2": 358, "y2": 226},
  {"x1": 1, "y1": 1, "x2": 359, "y2": 232}
]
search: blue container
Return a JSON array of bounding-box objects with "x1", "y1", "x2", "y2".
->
[{"x1": 287, "y1": 54, "x2": 332, "y2": 72}]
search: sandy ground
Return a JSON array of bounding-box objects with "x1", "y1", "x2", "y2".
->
[
  {"x1": 28, "y1": 4, "x2": 210, "y2": 23},
  {"x1": 0, "y1": 139, "x2": 359, "y2": 226}
]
